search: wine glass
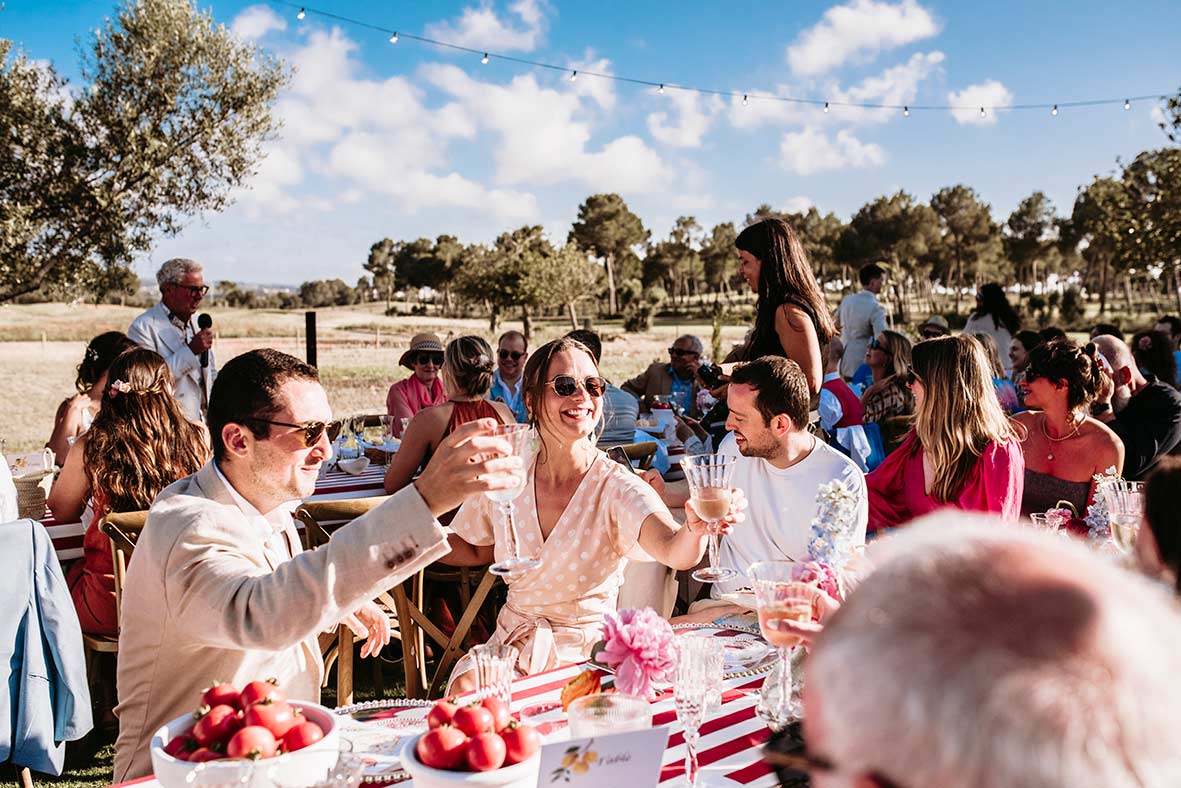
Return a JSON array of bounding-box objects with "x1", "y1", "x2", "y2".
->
[
  {"x1": 674, "y1": 635, "x2": 725, "y2": 787},
  {"x1": 749, "y1": 561, "x2": 819, "y2": 729},
  {"x1": 1100, "y1": 480, "x2": 1144, "y2": 553},
  {"x1": 682, "y1": 454, "x2": 738, "y2": 583},
  {"x1": 487, "y1": 423, "x2": 541, "y2": 577}
]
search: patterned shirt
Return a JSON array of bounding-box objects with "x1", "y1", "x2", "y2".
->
[
  {"x1": 861, "y1": 376, "x2": 915, "y2": 424},
  {"x1": 668, "y1": 366, "x2": 694, "y2": 415}
]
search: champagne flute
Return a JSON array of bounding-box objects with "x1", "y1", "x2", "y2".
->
[
  {"x1": 682, "y1": 454, "x2": 738, "y2": 583},
  {"x1": 487, "y1": 423, "x2": 542, "y2": 577},
  {"x1": 749, "y1": 561, "x2": 818, "y2": 729},
  {"x1": 674, "y1": 636, "x2": 725, "y2": 787},
  {"x1": 1100, "y1": 480, "x2": 1144, "y2": 553}
]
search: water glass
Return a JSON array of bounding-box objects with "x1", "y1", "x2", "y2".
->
[
  {"x1": 399, "y1": 417, "x2": 411, "y2": 437},
  {"x1": 682, "y1": 454, "x2": 738, "y2": 584},
  {"x1": 674, "y1": 636, "x2": 724, "y2": 787},
  {"x1": 567, "y1": 694, "x2": 652, "y2": 738},
  {"x1": 487, "y1": 424, "x2": 542, "y2": 577},
  {"x1": 749, "y1": 561, "x2": 819, "y2": 729},
  {"x1": 471, "y1": 643, "x2": 518, "y2": 702},
  {"x1": 1028, "y1": 513, "x2": 1058, "y2": 532},
  {"x1": 1100, "y1": 480, "x2": 1145, "y2": 553}
]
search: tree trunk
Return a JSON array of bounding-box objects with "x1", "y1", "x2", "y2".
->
[
  {"x1": 566, "y1": 301, "x2": 578, "y2": 330},
  {"x1": 605, "y1": 253, "x2": 618, "y2": 314},
  {"x1": 1173, "y1": 266, "x2": 1181, "y2": 317},
  {"x1": 1123, "y1": 274, "x2": 1136, "y2": 316},
  {"x1": 953, "y1": 244, "x2": 964, "y2": 314},
  {"x1": 522, "y1": 306, "x2": 533, "y2": 344},
  {"x1": 1099, "y1": 258, "x2": 1109, "y2": 315},
  {"x1": 489, "y1": 304, "x2": 499, "y2": 334}
]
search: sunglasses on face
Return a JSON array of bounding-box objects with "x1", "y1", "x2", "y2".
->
[
  {"x1": 668, "y1": 347, "x2": 699, "y2": 358},
  {"x1": 869, "y1": 337, "x2": 891, "y2": 353},
  {"x1": 547, "y1": 375, "x2": 607, "y2": 398},
  {"x1": 904, "y1": 367, "x2": 919, "y2": 388},
  {"x1": 246, "y1": 417, "x2": 339, "y2": 448},
  {"x1": 414, "y1": 352, "x2": 444, "y2": 366},
  {"x1": 498, "y1": 349, "x2": 526, "y2": 362},
  {"x1": 173, "y1": 283, "x2": 209, "y2": 297}
]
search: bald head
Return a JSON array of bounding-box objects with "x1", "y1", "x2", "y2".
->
[
  {"x1": 808, "y1": 513, "x2": 1181, "y2": 788},
  {"x1": 1092, "y1": 334, "x2": 1133, "y2": 372}
]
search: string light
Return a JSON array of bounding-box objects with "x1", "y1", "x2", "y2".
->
[
  {"x1": 270, "y1": 2, "x2": 1164, "y2": 118},
  {"x1": 657, "y1": 83, "x2": 664, "y2": 94},
  {"x1": 1051, "y1": 104, "x2": 1058, "y2": 116}
]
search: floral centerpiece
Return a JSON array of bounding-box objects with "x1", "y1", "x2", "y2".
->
[
  {"x1": 805, "y1": 479, "x2": 861, "y2": 599},
  {"x1": 1044, "y1": 466, "x2": 1121, "y2": 544},
  {"x1": 594, "y1": 607, "x2": 676, "y2": 700}
]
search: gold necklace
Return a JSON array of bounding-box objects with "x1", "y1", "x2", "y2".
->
[{"x1": 1040, "y1": 413, "x2": 1082, "y2": 461}]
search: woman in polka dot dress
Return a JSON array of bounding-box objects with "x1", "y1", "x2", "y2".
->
[{"x1": 445, "y1": 337, "x2": 745, "y2": 691}]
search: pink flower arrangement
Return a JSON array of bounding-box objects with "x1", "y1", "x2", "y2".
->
[
  {"x1": 798, "y1": 561, "x2": 841, "y2": 600},
  {"x1": 597, "y1": 607, "x2": 676, "y2": 699}
]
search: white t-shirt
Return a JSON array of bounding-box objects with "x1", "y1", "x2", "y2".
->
[{"x1": 711, "y1": 432, "x2": 868, "y2": 597}]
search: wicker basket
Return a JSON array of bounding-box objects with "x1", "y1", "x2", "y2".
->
[{"x1": 9, "y1": 449, "x2": 55, "y2": 521}]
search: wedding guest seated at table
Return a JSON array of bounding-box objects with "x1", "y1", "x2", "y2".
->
[
  {"x1": 1131, "y1": 329, "x2": 1178, "y2": 391},
  {"x1": 1154, "y1": 315, "x2": 1181, "y2": 386},
  {"x1": 973, "y1": 332, "x2": 1021, "y2": 414},
  {"x1": 798, "y1": 515, "x2": 1181, "y2": 788},
  {"x1": 112, "y1": 349, "x2": 523, "y2": 780},
  {"x1": 488, "y1": 330, "x2": 528, "y2": 423},
  {"x1": 621, "y1": 334, "x2": 704, "y2": 417},
  {"x1": 860, "y1": 330, "x2": 915, "y2": 453},
  {"x1": 47, "y1": 347, "x2": 209, "y2": 636},
  {"x1": 442, "y1": 337, "x2": 744, "y2": 690},
  {"x1": 387, "y1": 332, "x2": 447, "y2": 437},
  {"x1": 1142, "y1": 457, "x2": 1181, "y2": 594},
  {"x1": 1013, "y1": 340, "x2": 1123, "y2": 517},
  {"x1": 645, "y1": 356, "x2": 867, "y2": 606},
  {"x1": 384, "y1": 335, "x2": 515, "y2": 494},
  {"x1": 1008, "y1": 329, "x2": 1043, "y2": 409},
  {"x1": 867, "y1": 335, "x2": 1023, "y2": 531},
  {"x1": 46, "y1": 331, "x2": 137, "y2": 466},
  {"x1": 819, "y1": 338, "x2": 872, "y2": 470},
  {"x1": 1090, "y1": 334, "x2": 1181, "y2": 480}
]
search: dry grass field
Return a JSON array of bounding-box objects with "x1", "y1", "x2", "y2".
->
[{"x1": 0, "y1": 303, "x2": 749, "y2": 455}]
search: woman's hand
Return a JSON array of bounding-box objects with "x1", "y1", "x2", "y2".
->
[
  {"x1": 683, "y1": 487, "x2": 747, "y2": 536},
  {"x1": 762, "y1": 589, "x2": 841, "y2": 649}
]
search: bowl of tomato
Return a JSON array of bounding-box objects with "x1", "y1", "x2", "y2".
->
[{"x1": 149, "y1": 681, "x2": 339, "y2": 788}]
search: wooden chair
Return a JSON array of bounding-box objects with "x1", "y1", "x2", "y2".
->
[
  {"x1": 609, "y1": 441, "x2": 658, "y2": 472},
  {"x1": 294, "y1": 496, "x2": 396, "y2": 705}
]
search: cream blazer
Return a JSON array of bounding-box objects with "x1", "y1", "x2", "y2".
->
[
  {"x1": 112, "y1": 462, "x2": 450, "y2": 781},
  {"x1": 127, "y1": 302, "x2": 215, "y2": 422}
]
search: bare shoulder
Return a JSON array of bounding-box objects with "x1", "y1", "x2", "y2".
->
[
  {"x1": 778, "y1": 303, "x2": 816, "y2": 334},
  {"x1": 491, "y1": 401, "x2": 517, "y2": 425},
  {"x1": 1082, "y1": 416, "x2": 1122, "y2": 448},
  {"x1": 1011, "y1": 411, "x2": 1038, "y2": 429}
]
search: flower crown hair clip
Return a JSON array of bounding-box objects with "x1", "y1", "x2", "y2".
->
[{"x1": 108, "y1": 379, "x2": 135, "y2": 398}]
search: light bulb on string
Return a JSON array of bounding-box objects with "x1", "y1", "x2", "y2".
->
[
  {"x1": 569, "y1": 70, "x2": 578, "y2": 82},
  {"x1": 481, "y1": 53, "x2": 489, "y2": 64},
  {"x1": 823, "y1": 101, "x2": 829, "y2": 113},
  {"x1": 1124, "y1": 99, "x2": 1131, "y2": 110},
  {"x1": 1051, "y1": 104, "x2": 1058, "y2": 116},
  {"x1": 903, "y1": 106, "x2": 909, "y2": 117},
  {"x1": 658, "y1": 83, "x2": 664, "y2": 94},
  {"x1": 296, "y1": 7, "x2": 305, "y2": 19},
  {"x1": 980, "y1": 107, "x2": 986, "y2": 118},
  {"x1": 389, "y1": 32, "x2": 398, "y2": 44},
  {"x1": 742, "y1": 94, "x2": 748, "y2": 106}
]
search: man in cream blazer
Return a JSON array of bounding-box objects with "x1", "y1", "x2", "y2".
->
[
  {"x1": 113, "y1": 350, "x2": 520, "y2": 780},
  {"x1": 128, "y1": 258, "x2": 215, "y2": 422}
]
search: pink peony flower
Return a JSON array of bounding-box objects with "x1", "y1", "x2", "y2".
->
[
  {"x1": 798, "y1": 561, "x2": 840, "y2": 600},
  {"x1": 597, "y1": 608, "x2": 676, "y2": 699}
]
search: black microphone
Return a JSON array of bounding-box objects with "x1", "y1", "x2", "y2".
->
[{"x1": 197, "y1": 313, "x2": 212, "y2": 368}]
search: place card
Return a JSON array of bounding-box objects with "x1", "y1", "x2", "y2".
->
[{"x1": 538, "y1": 727, "x2": 669, "y2": 786}]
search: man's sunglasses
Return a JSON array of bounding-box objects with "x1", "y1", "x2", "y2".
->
[
  {"x1": 173, "y1": 283, "x2": 209, "y2": 297},
  {"x1": 548, "y1": 375, "x2": 607, "y2": 398},
  {"x1": 499, "y1": 349, "x2": 526, "y2": 362},
  {"x1": 668, "y1": 347, "x2": 699, "y2": 358},
  {"x1": 246, "y1": 417, "x2": 340, "y2": 448},
  {"x1": 413, "y1": 352, "x2": 444, "y2": 366}
]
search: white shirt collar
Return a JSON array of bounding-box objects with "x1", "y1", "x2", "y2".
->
[
  {"x1": 823, "y1": 372, "x2": 841, "y2": 383},
  {"x1": 213, "y1": 461, "x2": 299, "y2": 538}
]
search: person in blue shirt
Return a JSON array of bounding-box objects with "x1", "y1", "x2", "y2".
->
[
  {"x1": 488, "y1": 330, "x2": 528, "y2": 422},
  {"x1": 620, "y1": 335, "x2": 704, "y2": 417}
]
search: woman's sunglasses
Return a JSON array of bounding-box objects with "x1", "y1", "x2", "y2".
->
[
  {"x1": 869, "y1": 337, "x2": 891, "y2": 354},
  {"x1": 548, "y1": 375, "x2": 607, "y2": 398},
  {"x1": 903, "y1": 367, "x2": 919, "y2": 388},
  {"x1": 414, "y1": 352, "x2": 444, "y2": 366},
  {"x1": 246, "y1": 417, "x2": 340, "y2": 448},
  {"x1": 498, "y1": 349, "x2": 526, "y2": 362}
]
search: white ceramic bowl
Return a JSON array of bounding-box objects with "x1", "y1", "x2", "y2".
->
[
  {"x1": 399, "y1": 734, "x2": 540, "y2": 788},
  {"x1": 337, "y1": 456, "x2": 371, "y2": 475},
  {"x1": 150, "y1": 700, "x2": 339, "y2": 788}
]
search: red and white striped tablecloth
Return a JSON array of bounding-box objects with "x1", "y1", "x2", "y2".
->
[{"x1": 43, "y1": 464, "x2": 389, "y2": 562}]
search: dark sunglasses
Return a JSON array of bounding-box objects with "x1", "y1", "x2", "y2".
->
[
  {"x1": 498, "y1": 349, "x2": 526, "y2": 362},
  {"x1": 903, "y1": 367, "x2": 919, "y2": 388},
  {"x1": 548, "y1": 375, "x2": 607, "y2": 398},
  {"x1": 868, "y1": 337, "x2": 891, "y2": 353},
  {"x1": 173, "y1": 283, "x2": 209, "y2": 297},
  {"x1": 414, "y1": 352, "x2": 444, "y2": 366},
  {"x1": 246, "y1": 417, "x2": 340, "y2": 448},
  {"x1": 764, "y1": 746, "x2": 903, "y2": 788},
  {"x1": 668, "y1": 347, "x2": 699, "y2": 358}
]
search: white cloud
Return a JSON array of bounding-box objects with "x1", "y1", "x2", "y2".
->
[
  {"x1": 786, "y1": 0, "x2": 940, "y2": 76},
  {"x1": 1150, "y1": 104, "x2": 1167, "y2": 125},
  {"x1": 947, "y1": 80, "x2": 1013, "y2": 126},
  {"x1": 778, "y1": 127, "x2": 885, "y2": 174},
  {"x1": 232, "y1": 144, "x2": 303, "y2": 215},
  {"x1": 424, "y1": 0, "x2": 548, "y2": 52},
  {"x1": 568, "y1": 52, "x2": 616, "y2": 112},
  {"x1": 647, "y1": 90, "x2": 725, "y2": 148},
  {"x1": 231, "y1": 5, "x2": 287, "y2": 42},
  {"x1": 783, "y1": 196, "x2": 815, "y2": 213}
]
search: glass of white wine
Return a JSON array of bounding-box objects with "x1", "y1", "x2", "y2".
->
[
  {"x1": 749, "y1": 561, "x2": 819, "y2": 728},
  {"x1": 1100, "y1": 480, "x2": 1144, "y2": 553},
  {"x1": 682, "y1": 454, "x2": 738, "y2": 583},
  {"x1": 487, "y1": 423, "x2": 541, "y2": 577}
]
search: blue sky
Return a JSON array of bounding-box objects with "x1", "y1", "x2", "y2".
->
[{"x1": 5, "y1": 0, "x2": 1180, "y2": 285}]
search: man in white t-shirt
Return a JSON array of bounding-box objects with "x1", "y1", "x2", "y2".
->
[{"x1": 645, "y1": 356, "x2": 867, "y2": 600}]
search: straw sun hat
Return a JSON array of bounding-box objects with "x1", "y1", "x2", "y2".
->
[{"x1": 399, "y1": 332, "x2": 445, "y2": 369}]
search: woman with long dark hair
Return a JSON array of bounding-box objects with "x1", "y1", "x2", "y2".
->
[
  {"x1": 963, "y1": 283, "x2": 1020, "y2": 372},
  {"x1": 47, "y1": 331, "x2": 137, "y2": 465},
  {"x1": 1143, "y1": 457, "x2": 1181, "y2": 594},
  {"x1": 866, "y1": 335, "x2": 1024, "y2": 530},
  {"x1": 47, "y1": 348, "x2": 209, "y2": 634},
  {"x1": 734, "y1": 218, "x2": 836, "y2": 394}
]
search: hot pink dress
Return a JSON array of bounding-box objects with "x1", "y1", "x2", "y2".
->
[{"x1": 866, "y1": 431, "x2": 1024, "y2": 532}]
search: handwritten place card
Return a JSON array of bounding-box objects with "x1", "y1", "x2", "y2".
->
[{"x1": 538, "y1": 727, "x2": 670, "y2": 786}]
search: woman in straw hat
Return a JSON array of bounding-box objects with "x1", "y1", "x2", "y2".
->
[{"x1": 387, "y1": 332, "x2": 448, "y2": 437}]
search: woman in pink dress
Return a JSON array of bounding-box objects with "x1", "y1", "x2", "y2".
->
[
  {"x1": 867, "y1": 334, "x2": 1024, "y2": 531},
  {"x1": 444, "y1": 337, "x2": 744, "y2": 689},
  {"x1": 386, "y1": 333, "x2": 448, "y2": 437}
]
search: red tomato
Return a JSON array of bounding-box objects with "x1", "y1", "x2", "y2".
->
[
  {"x1": 281, "y1": 721, "x2": 324, "y2": 753},
  {"x1": 427, "y1": 699, "x2": 459, "y2": 730},
  {"x1": 163, "y1": 733, "x2": 198, "y2": 761},
  {"x1": 500, "y1": 722, "x2": 541, "y2": 765},
  {"x1": 416, "y1": 727, "x2": 469, "y2": 771},
  {"x1": 480, "y1": 696, "x2": 511, "y2": 732},
  {"x1": 465, "y1": 732, "x2": 507, "y2": 772},
  {"x1": 239, "y1": 678, "x2": 285, "y2": 707},
  {"x1": 188, "y1": 747, "x2": 223, "y2": 763},
  {"x1": 226, "y1": 726, "x2": 278, "y2": 760},
  {"x1": 243, "y1": 699, "x2": 299, "y2": 739},
  {"x1": 452, "y1": 705, "x2": 494, "y2": 737},
  {"x1": 192, "y1": 705, "x2": 242, "y2": 747},
  {"x1": 201, "y1": 682, "x2": 240, "y2": 710}
]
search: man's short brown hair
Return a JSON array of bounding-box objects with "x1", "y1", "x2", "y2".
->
[{"x1": 729, "y1": 355, "x2": 809, "y2": 428}]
